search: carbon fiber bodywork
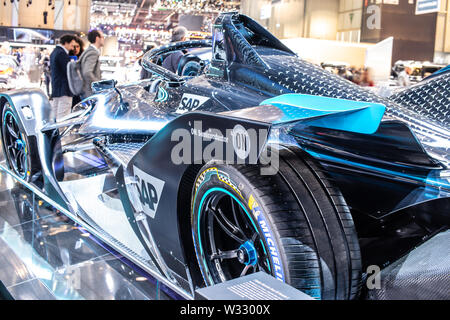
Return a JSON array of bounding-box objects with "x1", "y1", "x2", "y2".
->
[
  {"x1": 366, "y1": 230, "x2": 450, "y2": 300},
  {"x1": 391, "y1": 73, "x2": 450, "y2": 127}
]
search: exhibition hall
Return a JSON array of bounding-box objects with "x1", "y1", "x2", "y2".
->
[{"x1": 0, "y1": 0, "x2": 448, "y2": 303}]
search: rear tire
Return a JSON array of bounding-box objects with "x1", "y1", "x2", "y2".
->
[{"x1": 191, "y1": 148, "x2": 362, "y2": 300}]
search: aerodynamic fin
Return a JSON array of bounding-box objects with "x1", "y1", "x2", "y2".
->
[
  {"x1": 221, "y1": 94, "x2": 386, "y2": 135},
  {"x1": 261, "y1": 94, "x2": 386, "y2": 134}
]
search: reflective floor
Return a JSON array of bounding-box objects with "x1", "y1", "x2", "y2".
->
[{"x1": 0, "y1": 171, "x2": 179, "y2": 300}]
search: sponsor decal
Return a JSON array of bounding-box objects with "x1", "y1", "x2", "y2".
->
[
  {"x1": 178, "y1": 93, "x2": 210, "y2": 112},
  {"x1": 155, "y1": 86, "x2": 168, "y2": 103},
  {"x1": 248, "y1": 195, "x2": 285, "y2": 282},
  {"x1": 192, "y1": 168, "x2": 244, "y2": 213},
  {"x1": 191, "y1": 126, "x2": 229, "y2": 143},
  {"x1": 133, "y1": 166, "x2": 165, "y2": 219},
  {"x1": 231, "y1": 124, "x2": 250, "y2": 160},
  {"x1": 171, "y1": 121, "x2": 279, "y2": 175}
]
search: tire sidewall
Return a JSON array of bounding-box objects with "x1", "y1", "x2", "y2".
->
[{"x1": 191, "y1": 162, "x2": 287, "y2": 287}]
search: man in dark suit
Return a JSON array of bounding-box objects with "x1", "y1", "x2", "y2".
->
[{"x1": 50, "y1": 34, "x2": 77, "y2": 122}]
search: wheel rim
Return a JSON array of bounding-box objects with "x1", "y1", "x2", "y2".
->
[
  {"x1": 2, "y1": 110, "x2": 28, "y2": 179},
  {"x1": 197, "y1": 188, "x2": 272, "y2": 284}
]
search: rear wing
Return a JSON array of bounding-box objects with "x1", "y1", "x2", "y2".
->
[{"x1": 222, "y1": 94, "x2": 386, "y2": 135}]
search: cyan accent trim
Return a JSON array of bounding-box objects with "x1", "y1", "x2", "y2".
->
[{"x1": 261, "y1": 94, "x2": 386, "y2": 135}]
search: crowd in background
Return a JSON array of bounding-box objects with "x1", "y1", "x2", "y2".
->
[
  {"x1": 323, "y1": 65, "x2": 375, "y2": 87},
  {"x1": 2, "y1": 21, "x2": 424, "y2": 123},
  {"x1": 344, "y1": 67, "x2": 375, "y2": 87},
  {"x1": 156, "y1": 0, "x2": 240, "y2": 13},
  {"x1": 0, "y1": 46, "x2": 44, "y2": 83}
]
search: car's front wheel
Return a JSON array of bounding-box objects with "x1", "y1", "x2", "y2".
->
[{"x1": 1, "y1": 103, "x2": 38, "y2": 181}]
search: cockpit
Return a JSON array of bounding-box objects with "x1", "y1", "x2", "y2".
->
[{"x1": 141, "y1": 12, "x2": 295, "y2": 86}]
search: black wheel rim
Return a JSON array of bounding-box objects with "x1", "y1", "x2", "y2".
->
[
  {"x1": 197, "y1": 188, "x2": 272, "y2": 284},
  {"x1": 2, "y1": 109, "x2": 28, "y2": 179}
]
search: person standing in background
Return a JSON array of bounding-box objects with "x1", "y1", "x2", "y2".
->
[
  {"x1": 360, "y1": 68, "x2": 375, "y2": 87},
  {"x1": 162, "y1": 26, "x2": 188, "y2": 74},
  {"x1": 398, "y1": 67, "x2": 411, "y2": 87},
  {"x1": 13, "y1": 48, "x2": 22, "y2": 65},
  {"x1": 40, "y1": 49, "x2": 51, "y2": 97},
  {"x1": 50, "y1": 34, "x2": 77, "y2": 122},
  {"x1": 69, "y1": 36, "x2": 84, "y2": 61},
  {"x1": 80, "y1": 30, "x2": 104, "y2": 99},
  {"x1": 70, "y1": 36, "x2": 85, "y2": 107}
]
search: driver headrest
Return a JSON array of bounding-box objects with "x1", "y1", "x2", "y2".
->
[{"x1": 177, "y1": 54, "x2": 201, "y2": 76}]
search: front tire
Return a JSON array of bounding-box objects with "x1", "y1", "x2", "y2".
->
[
  {"x1": 191, "y1": 148, "x2": 362, "y2": 300},
  {"x1": 1, "y1": 103, "x2": 38, "y2": 181}
]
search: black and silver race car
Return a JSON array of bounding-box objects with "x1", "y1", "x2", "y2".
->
[{"x1": 0, "y1": 12, "x2": 448, "y2": 300}]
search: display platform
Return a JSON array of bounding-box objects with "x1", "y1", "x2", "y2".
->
[
  {"x1": 0, "y1": 171, "x2": 181, "y2": 300},
  {"x1": 195, "y1": 272, "x2": 314, "y2": 300}
]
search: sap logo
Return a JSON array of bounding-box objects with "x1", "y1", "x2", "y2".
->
[
  {"x1": 178, "y1": 94, "x2": 209, "y2": 112},
  {"x1": 133, "y1": 166, "x2": 165, "y2": 219}
]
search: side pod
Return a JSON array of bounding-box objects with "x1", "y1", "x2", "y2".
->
[{"x1": 124, "y1": 111, "x2": 273, "y2": 287}]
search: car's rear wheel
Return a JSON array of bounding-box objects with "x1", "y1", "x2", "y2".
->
[{"x1": 191, "y1": 148, "x2": 362, "y2": 300}]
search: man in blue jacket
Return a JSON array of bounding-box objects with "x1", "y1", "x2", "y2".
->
[{"x1": 50, "y1": 34, "x2": 77, "y2": 122}]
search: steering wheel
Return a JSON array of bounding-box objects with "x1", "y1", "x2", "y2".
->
[{"x1": 177, "y1": 54, "x2": 204, "y2": 77}]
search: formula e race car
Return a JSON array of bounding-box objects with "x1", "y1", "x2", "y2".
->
[{"x1": 0, "y1": 12, "x2": 448, "y2": 300}]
